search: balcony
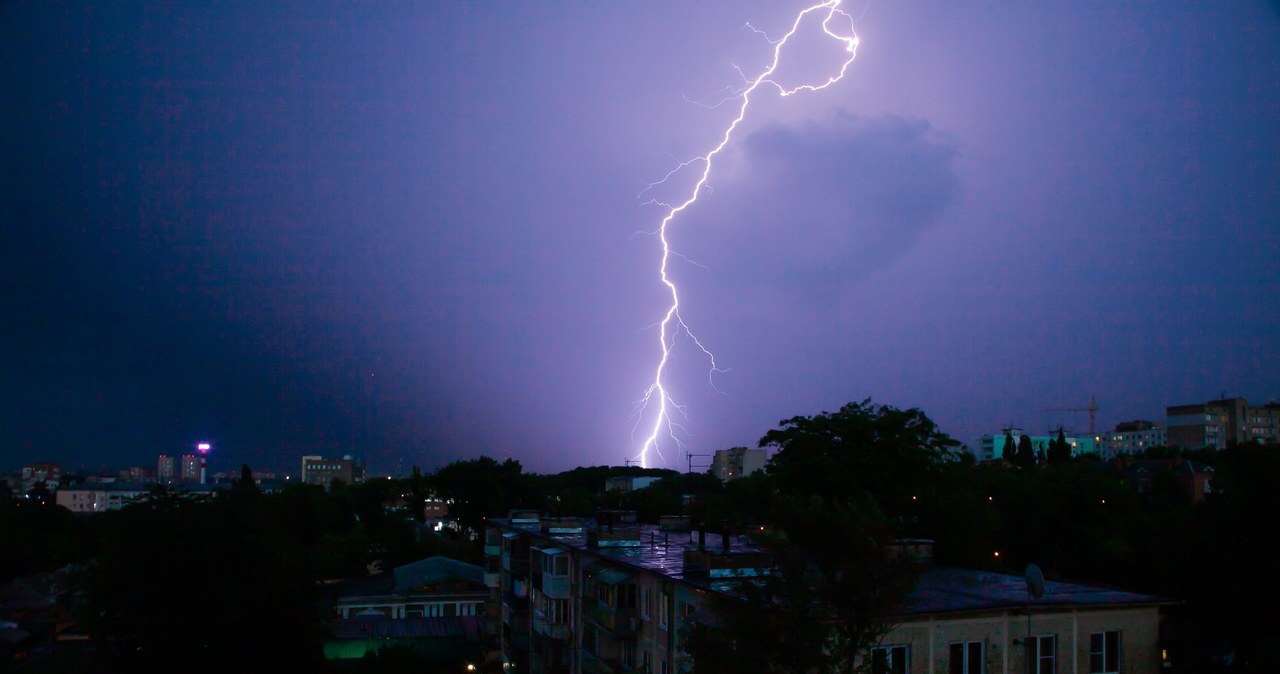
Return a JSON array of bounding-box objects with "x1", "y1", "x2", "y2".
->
[
  {"x1": 581, "y1": 652, "x2": 635, "y2": 674},
  {"x1": 582, "y1": 601, "x2": 639, "y2": 638},
  {"x1": 540, "y1": 574, "x2": 570, "y2": 599},
  {"x1": 531, "y1": 616, "x2": 571, "y2": 641}
]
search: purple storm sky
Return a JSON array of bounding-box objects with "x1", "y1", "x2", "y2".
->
[{"x1": 2, "y1": 2, "x2": 1278, "y2": 475}]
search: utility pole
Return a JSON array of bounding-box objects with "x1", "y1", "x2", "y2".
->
[{"x1": 686, "y1": 453, "x2": 711, "y2": 475}]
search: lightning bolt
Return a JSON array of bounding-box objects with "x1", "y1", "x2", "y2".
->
[{"x1": 632, "y1": 1, "x2": 860, "y2": 468}]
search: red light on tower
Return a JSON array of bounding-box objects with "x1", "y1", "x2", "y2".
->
[{"x1": 196, "y1": 442, "x2": 212, "y2": 484}]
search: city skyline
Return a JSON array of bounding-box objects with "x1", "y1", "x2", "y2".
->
[{"x1": 3, "y1": 3, "x2": 1278, "y2": 474}]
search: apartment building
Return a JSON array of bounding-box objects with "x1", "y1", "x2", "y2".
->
[
  {"x1": 976, "y1": 430, "x2": 1097, "y2": 463},
  {"x1": 485, "y1": 513, "x2": 1174, "y2": 674},
  {"x1": 710, "y1": 447, "x2": 767, "y2": 482},
  {"x1": 1167, "y1": 397, "x2": 1280, "y2": 449},
  {"x1": 1094, "y1": 420, "x2": 1167, "y2": 460},
  {"x1": 300, "y1": 455, "x2": 364, "y2": 487}
]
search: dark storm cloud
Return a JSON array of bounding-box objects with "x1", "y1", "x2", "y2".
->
[
  {"x1": 698, "y1": 112, "x2": 959, "y2": 300},
  {"x1": 2, "y1": 2, "x2": 1276, "y2": 474}
]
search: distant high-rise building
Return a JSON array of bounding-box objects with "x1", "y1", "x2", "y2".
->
[
  {"x1": 710, "y1": 447, "x2": 767, "y2": 481},
  {"x1": 180, "y1": 454, "x2": 201, "y2": 483},
  {"x1": 157, "y1": 455, "x2": 176, "y2": 484}
]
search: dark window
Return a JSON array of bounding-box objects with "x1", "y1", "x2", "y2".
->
[
  {"x1": 872, "y1": 645, "x2": 908, "y2": 674},
  {"x1": 618, "y1": 584, "x2": 638, "y2": 609},
  {"x1": 950, "y1": 641, "x2": 983, "y2": 674},
  {"x1": 1035, "y1": 635, "x2": 1057, "y2": 674},
  {"x1": 1090, "y1": 631, "x2": 1120, "y2": 674}
]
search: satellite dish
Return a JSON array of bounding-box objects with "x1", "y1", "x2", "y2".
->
[{"x1": 1025, "y1": 563, "x2": 1045, "y2": 600}]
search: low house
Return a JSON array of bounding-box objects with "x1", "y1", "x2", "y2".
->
[
  {"x1": 877, "y1": 564, "x2": 1176, "y2": 673},
  {"x1": 324, "y1": 556, "x2": 488, "y2": 663}
]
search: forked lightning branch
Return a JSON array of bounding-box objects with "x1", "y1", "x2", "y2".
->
[{"x1": 633, "y1": 0, "x2": 860, "y2": 468}]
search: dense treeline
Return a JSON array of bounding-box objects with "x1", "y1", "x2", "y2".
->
[{"x1": 3, "y1": 401, "x2": 1278, "y2": 672}]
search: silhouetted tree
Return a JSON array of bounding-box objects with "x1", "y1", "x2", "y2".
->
[
  {"x1": 1048, "y1": 428, "x2": 1071, "y2": 465},
  {"x1": 81, "y1": 492, "x2": 325, "y2": 674},
  {"x1": 432, "y1": 456, "x2": 542, "y2": 541},
  {"x1": 687, "y1": 400, "x2": 955, "y2": 673},
  {"x1": 1015, "y1": 434, "x2": 1035, "y2": 469}
]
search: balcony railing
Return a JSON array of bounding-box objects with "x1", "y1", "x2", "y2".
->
[
  {"x1": 582, "y1": 601, "x2": 640, "y2": 638},
  {"x1": 531, "y1": 616, "x2": 571, "y2": 641}
]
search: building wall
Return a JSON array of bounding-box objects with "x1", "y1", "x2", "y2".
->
[
  {"x1": 881, "y1": 606, "x2": 1164, "y2": 674},
  {"x1": 157, "y1": 455, "x2": 176, "y2": 483},
  {"x1": 978, "y1": 430, "x2": 1096, "y2": 462},
  {"x1": 1095, "y1": 424, "x2": 1167, "y2": 459},
  {"x1": 1167, "y1": 398, "x2": 1279, "y2": 449},
  {"x1": 21, "y1": 463, "x2": 62, "y2": 493},
  {"x1": 55, "y1": 487, "x2": 148, "y2": 512},
  {"x1": 711, "y1": 447, "x2": 767, "y2": 481},
  {"x1": 301, "y1": 457, "x2": 361, "y2": 486},
  {"x1": 489, "y1": 519, "x2": 1168, "y2": 674},
  {"x1": 180, "y1": 454, "x2": 202, "y2": 483}
]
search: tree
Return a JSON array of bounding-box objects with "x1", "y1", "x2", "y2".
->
[
  {"x1": 432, "y1": 457, "x2": 542, "y2": 541},
  {"x1": 1047, "y1": 429, "x2": 1071, "y2": 466},
  {"x1": 688, "y1": 400, "x2": 956, "y2": 673},
  {"x1": 1015, "y1": 434, "x2": 1035, "y2": 469},
  {"x1": 81, "y1": 491, "x2": 325, "y2": 673},
  {"x1": 1003, "y1": 430, "x2": 1017, "y2": 463}
]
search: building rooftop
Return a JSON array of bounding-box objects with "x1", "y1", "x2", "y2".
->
[
  {"x1": 393, "y1": 556, "x2": 485, "y2": 593},
  {"x1": 491, "y1": 518, "x2": 768, "y2": 591},
  {"x1": 491, "y1": 517, "x2": 1175, "y2": 616},
  {"x1": 326, "y1": 616, "x2": 482, "y2": 641},
  {"x1": 901, "y1": 566, "x2": 1173, "y2": 617}
]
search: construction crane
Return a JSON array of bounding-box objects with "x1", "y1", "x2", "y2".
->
[{"x1": 1041, "y1": 396, "x2": 1100, "y2": 435}]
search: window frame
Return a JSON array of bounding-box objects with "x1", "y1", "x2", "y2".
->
[
  {"x1": 1034, "y1": 634, "x2": 1056, "y2": 674},
  {"x1": 871, "y1": 644, "x2": 909, "y2": 674},
  {"x1": 1089, "y1": 631, "x2": 1121, "y2": 674},
  {"x1": 949, "y1": 640, "x2": 984, "y2": 674}
]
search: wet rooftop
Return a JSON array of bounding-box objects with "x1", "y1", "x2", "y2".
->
[
  {"x1": 491, "y1": 517, "x2": 1175, "y2": 615},
  {"x1": 490, "y1": 518, "x2": 768, "y2": 592},
  {"x1": 903, "y1": 566, "x2": 1175, "y2": 616}
]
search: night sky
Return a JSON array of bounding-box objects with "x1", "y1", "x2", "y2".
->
[{"x1": 3, "y1": 2, "x2": 1278, "y2": 476}]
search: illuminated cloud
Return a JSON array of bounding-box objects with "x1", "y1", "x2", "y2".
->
[{"x1": 699, "y1": 112, "x2": 960, "y2": 301}]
